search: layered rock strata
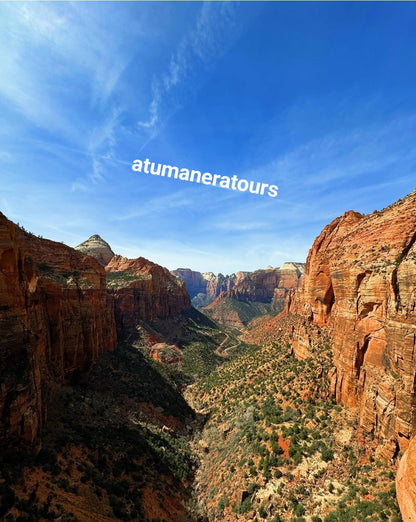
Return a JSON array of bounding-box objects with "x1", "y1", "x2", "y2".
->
[
  {"x1": 0, "y1": 213, "x2": 117, "y2": 444},
  {"x1": 171, "y1": 268, "x2": 237, "y2": 306},
  {"x1": 397, "y1": 435, "x2": 416, "y2": 521},
  {"x1": 172, "y1": 265, "x2": 304, "y2": 309},
  {"x1": 170, "y1": 268, "x2": 208, "y2": 298},
  {"x1": 205, "y1": 264, "x2": 305, "y2": 326},
  {"x1": 288, "y1": 190, "x2": 416, "y2": 457},
  {"x1": 107, "y1": 255, "x2": 191, "y2": 334},
  {"x1": 229, "y1": 263, "x2": 305, "y2": 310},
  {"x1": 75, "y1": 234, "x2": 114, "y2": 266}
]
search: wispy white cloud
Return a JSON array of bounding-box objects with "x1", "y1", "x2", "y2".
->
[
  {"x1": 138, "y1": 2, "x2": 244, "y2": 144},
  {"x1": 0, "y1": 2, "x2": 151, "y2": 195},
  {"x1": 212, "y1": 221, "x2": 269, "y2": 232},
  {"x1": 138, "y1": 82, "x2": 161, "y2": 129},
  {"x1": 71, "y1": 180, "x2": 90, "y2": 193},
  {"x1": 0, "y1": 3, "x2": 141, "y2": 148},
  {"x1": 0, "y1": 151, "x2": 13, "y2": 163},
  {"x1": 243, "y1": 112, "x2": 416, "y2": 195},
  {"x1": 115, "y1": 190, "x2": 195, "y2": 221},
  {"x1": 87, "y1": 107, "x2": 122, "y2": 183}
]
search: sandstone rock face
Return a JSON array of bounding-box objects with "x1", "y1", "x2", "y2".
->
[
  {"x1": 0, "y1": 213, "x2": 117, "y2": 444},
  {"x1": 205, "y1": 264, "x2": 304, "y2": 326},
  {"x1": 171, "y1": 268, "x2": 207, "y2": 297},
  {"x1": 289, "y1": 190, "x2": 416, "y2": 457},
  {"x1": 397, "y1": 435, "x2": 416, "y2": 521},
  {"x1": 203, "y1": 271, "x2": 238, "y2": 302},
  {"x1": 171, "y1": 268, "x2": 237, "y2": 306},
  {"x1": 75, "y1": 234, "x2": 114, "y2": 266},
  {"x1": 107, "y1": 256, "x2": 191, "y2": 335},
  {"x1": 227, "y1": 263, "x2": 305, "y2": 311}
]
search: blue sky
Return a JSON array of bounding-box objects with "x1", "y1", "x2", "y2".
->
[{"x1": 1, "y1": 2, "x2": 416, "y2": 273}]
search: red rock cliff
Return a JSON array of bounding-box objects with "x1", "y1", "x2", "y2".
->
[
  {"x1": 289, "y1": 190, "x2": 416, "y2": 458},
  {"x1": 204, "y1": 264, "x2": 304, "y2": 327},
  {"x1": 170, "y1": 268, "x2": 208, "y2": 298},
  {"x1": 220, "y1": 264, "x2": 304, "y2": 307},
  {"x1": 0, "y1": 213, "x2": 117, "y2": 444},
  {"x1": 397, "y1": 434, "x2": 416, "y2": 521},
  {"x1": 107, "y1": 255, "x2": 191, "y2": 334},
  {"x1": 171, "y1": 268, "x2": 237, "y2": 306}
]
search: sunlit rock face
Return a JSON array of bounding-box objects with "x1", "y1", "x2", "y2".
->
[
  {"x1": 289, "y1": 190, "x2": 416, "y2": 458},
  {"x1": 75, "y1": 234, "x2": 115, "y2": 266},
  {"x1": 107, "y1": 255, "x2": 191, "y2": 334},
  {"x1": 397, "y1": 435, "x2": 416, "y2": 521},
  {"x1": 171, "y1": 268, "x2": 237, "y2": 307}
]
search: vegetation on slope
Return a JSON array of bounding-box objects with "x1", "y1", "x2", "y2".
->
[
  {"x1": 133, "y1": 307, "x2": 256, "y2": 385},
  {"x1": 0, "y1": 312, "x2": 253, "y2": 522},
  {"x1": 0, "y1": 345, "x2": 200, "y2": 522},
  {"x1": 0, "y1": 307, "x2": 404, "y2": 522},
  {"x1": 203, "y1": 296, "x2": 272, "y2": 327},
  {"x1": 106, "y1": 269, "x2": 152, "y2": 288},
  {"x1": 186, "y1": 332, "x2": 403, "y2": 522},
  {"x1": 203, "y1": 296, "x2": 273, "y2": 326}
]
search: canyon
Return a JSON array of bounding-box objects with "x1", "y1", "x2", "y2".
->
[
  {"x1": 172, "y1": 264, "x2": 305, "y2": 314},
  {"x1": 240, "y1": 190, "x2": 416, "y2": 519},
  {"x1": 171, "y1": 268, "x2": 238, "y2": 307},
  {"x1": 173, "y1": 264, "x2": 305, "y2": 327},
  {"x1": 0, "y1": 224, "x2": 192, "y2": 448},
  {"x1": 1, "y1": 188, "x2": 416, "y2": 520},
  {"x1": 204, "y1": 263, "x2": 305, "y2": 326}
]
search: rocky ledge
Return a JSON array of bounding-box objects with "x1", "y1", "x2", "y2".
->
[{"x1": 0, "y1": 213, "x2": 117, "y2": 444}]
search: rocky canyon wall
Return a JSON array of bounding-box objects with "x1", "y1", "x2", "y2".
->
[
  {"x1": 171, "y1": 268, "x2": 237, "y2": 307},
  {"x1": 0, "y1": 221, "x2": 193, "y2": 447},
  {"x1": 288, "y1": 190, "x2": 416, "y2": 458},
  {"x1": 172, "y1": 265, "x2": 305, "y2": 311},
  {"x1": 170, "y1": 268, "x2": 209, "y2": 298},
  {"x1": 0, "y1": 213, "x2": 117, "y2": 444},
  {"x1": 107, "y1": 255, "x2": 191, "y2": 335},
  {"x1": 397, "y1": 434, "x2": 416, "y2": 521},
  {"x1": 204, "y1": 264, "x2": 305, "y2": 326},
  {"x1": 229, "y1": 263, "x2": 305, "y2": 310}
]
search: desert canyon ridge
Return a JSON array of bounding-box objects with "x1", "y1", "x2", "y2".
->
[{"x1": 0, "y1": 188, "x2": 415, "y2": 521}]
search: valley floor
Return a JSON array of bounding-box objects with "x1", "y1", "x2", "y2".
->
[
  {"x1": 0, "y1": 316, "x2": 404, "y2": 522},
  {"x1": 186, "y1": 324, "x2": 403, "y2": 522}
]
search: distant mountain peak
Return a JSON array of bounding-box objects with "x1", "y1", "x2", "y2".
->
[
  {"x1": 75, "y1": 234, "x2": 115, "y2": 266},
  {"x1": 89, "y1": 234, "x2": 106, "y2": 241}
]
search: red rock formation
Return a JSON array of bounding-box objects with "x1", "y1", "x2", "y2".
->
[
  {"x1": 171, "y1": 268, "x2": 237, "y2": 305},
  {"x1": 107, "y1": 255, "x2": 191, "y2": 334},
  {"x1": 397, "y1": 435, "x2": 416, "y2": 521},
  {"x1": 171, "y1": 268, "x2": 207, "y2": 298},
  {"x1": 204, "y1": 272, "x2": 238, "y2": 301},
  {"x1": 289, "y1": 190, "x2": 416, "y2": 457},
  {"x1": 0, "y1": 213, "x2": 117, "y2": 444},
  {"x1": 224, "y1": 264, "x2": 304, "y2": 308},
  {"x1": 205, "y1": 264, "x2": 304, "y2": 326}
]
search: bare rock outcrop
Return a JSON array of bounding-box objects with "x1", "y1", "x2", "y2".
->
[
  {"x1": 205, "y1": 264, "x2": 304, "y2": 326},
  {"x1": 288, "y1": 190, "x2": 416, "y2": 457},
  {"x1": 171, "y1": 268, "x2": 207, "y2": 297},
  {"x1": 171, "y1": 268, "x2": 237, "y2": 306},
  {"x1": 107, "y1": 255, "x2": 191, "y2": 335},
  {"x1": 0, "y1": 213, "x2": 117, "y2": 444},
  {"x1": 75, "y1": 234, "x2": 114, "y2": 266},
  {"x1": 397, "y1": 435, "x2": 416, "y2": 521},
  {"x1": 203, "y1": 271, "x2": 238, "y2": 302}
]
